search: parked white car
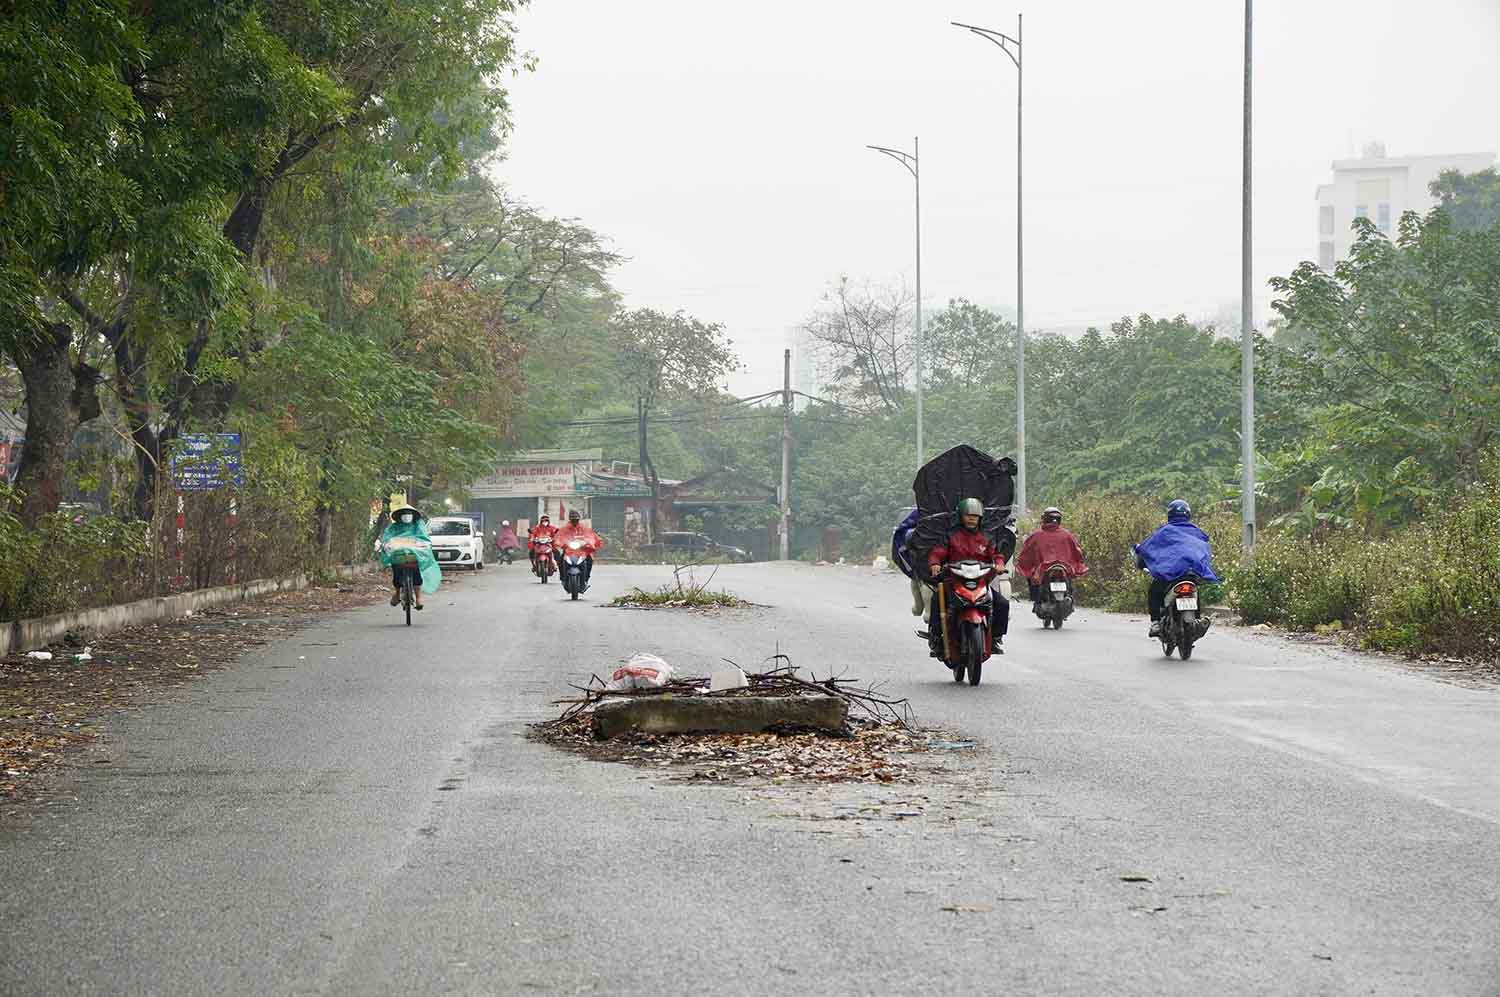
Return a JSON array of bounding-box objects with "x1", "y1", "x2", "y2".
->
[{"x1": 427, "y1": 516, "x2": 485, "y2": 570}]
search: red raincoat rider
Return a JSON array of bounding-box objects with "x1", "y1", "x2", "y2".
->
[
  {"x1": 527, "y1": 515, "x2": 557, "y2": 571},
  {"x1": 1014, "y1": 506, "x2": 1088, "y2": 606},
  {"x1": 552, "y1": 510, "x2": 606, "y2": 583},
  {"x1": 926, "y1": 497, "x2": 1010, "y2": 655}
]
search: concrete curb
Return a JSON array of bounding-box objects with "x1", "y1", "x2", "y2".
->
[
  {"x1": 592, "y1": 694, "x2": 850, "y2": 739},
  {"x1": 1, "y1": 563, "x2": 377, "y2": 656}
]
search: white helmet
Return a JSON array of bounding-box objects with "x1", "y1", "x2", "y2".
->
[{"x1": 502, "y1": 520, "x2": 510, "y2": 526}]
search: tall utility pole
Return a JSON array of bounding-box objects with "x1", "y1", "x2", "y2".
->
[
  {"x1": 867, "y1": 138, "x2": 923, "y2": 468},
  {"x1": 779, "y1": 348, "x2": 792, "y2": 560},
  {"x1": 953, "y1": 15, "x2": 1025, "y2": 512},
  {"x1": 1241, "y1": 0, "x2": 1256, "y2": 549}
]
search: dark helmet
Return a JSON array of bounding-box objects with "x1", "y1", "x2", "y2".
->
[
  {"x1": 1166, "y1": 499, "x2": 1192, "y2": 522},
  {"x1": 567, "y1": 509, "x2": 581, "y2": 523},
  {"x1": 1041, "y1": 506, "x2": 1063, "y2": 525},
  {"x1": 995, "y1": 456, "x2": 1017, "y2": 476},
  {"x1": 539, "y1": 514, "x2": 551, "y2": 524}
]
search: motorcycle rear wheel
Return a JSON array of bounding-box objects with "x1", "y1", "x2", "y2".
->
[
  {"x1": 1042, "y1": 617, "x2": 1052, "y2": 629},
  {"x1": 1178, "y1": 638, "x2": 1194, "y2": 660}
]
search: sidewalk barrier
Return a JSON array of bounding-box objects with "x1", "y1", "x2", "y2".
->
[{"x1": 0, "y1": 563, "x2": 377, "y2": 656}]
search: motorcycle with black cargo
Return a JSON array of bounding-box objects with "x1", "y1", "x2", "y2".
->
[{"x1": 899, "y1": 445, "x2": 1018, "y2": 686}]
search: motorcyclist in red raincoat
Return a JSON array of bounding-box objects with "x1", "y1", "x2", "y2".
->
[
  {"x1": 552, "y1": 509, "x2": 606, "y2": 584},
  {"x1": 1014, "y1": 506, "x2": 1089, "y2": 608},
  {"x1": 926, "y1": 497, "x2": 1010, "y2": 655},
  {"x1": 527, "y1": 515, "x2": 557, "y2": 572}
]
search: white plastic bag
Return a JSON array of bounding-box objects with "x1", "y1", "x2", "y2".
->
[
  {"x1": 710, "y1": 664, "x2": 748, "y2": 692},
  {"x1": 606, "y1": 652, "x2": 674, "y2": 691}
]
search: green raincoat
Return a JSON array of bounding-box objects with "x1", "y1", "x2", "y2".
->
[{"x1": 380, "y1": 516, "x2": 442, "y2": 594}]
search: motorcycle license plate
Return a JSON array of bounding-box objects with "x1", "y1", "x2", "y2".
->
[
  {"x1": 1050, "y1": 582, "x2": 1068, "y2": 592},
  {"x1": 1175, "y1": 597, "x2": 1199, "y2": 610}
]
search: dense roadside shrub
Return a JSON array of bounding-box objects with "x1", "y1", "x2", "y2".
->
[
  {"x1": 1363, "y1": 481, "x2": 1500, "y2": 657},
  {"x1": 0, "y1": 488, "x2": 150, "y2": 620},
  {"x1": 1227, "y1": 458, "x2": 1500, "y2": 660},
  {"x1": 0, "y1": 442, "x2": 376, "y2": 620},
  {"x1": 1229, "y1": 531, "x2": 1397, "y2": 630}
]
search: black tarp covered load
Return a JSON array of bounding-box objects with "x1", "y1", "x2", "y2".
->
[{"x1": 903, "y1": 445, "x2": 1016, "y2": 576}]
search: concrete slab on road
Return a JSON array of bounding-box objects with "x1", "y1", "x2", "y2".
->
[{"x1": 2, "y1": 561, "x2": 1497, "y2": 995}]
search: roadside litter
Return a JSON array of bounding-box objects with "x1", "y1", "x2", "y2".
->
[{"x1": 605, "y1": 652, "x2": 675, "y2": 690}]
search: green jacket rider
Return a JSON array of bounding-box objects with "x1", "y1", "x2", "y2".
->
[{"x1": 379, "y1": 504, "x2": 442, "y2": 608}]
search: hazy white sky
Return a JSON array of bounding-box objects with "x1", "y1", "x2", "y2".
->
[{"x1": 496, "y1": 0, "x2": 1500, "y2": 393}]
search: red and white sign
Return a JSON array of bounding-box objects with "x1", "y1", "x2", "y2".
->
[{"x1": 470, "y1": 462, "x2": 578, "y2": 498}]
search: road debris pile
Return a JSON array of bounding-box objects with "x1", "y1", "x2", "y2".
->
[
  {"x1": 532, "y1": 656, "x2": 943, "y2": 783},
  {"x1": 607, "y1": 564, "x2": 752, "y2": 610}
]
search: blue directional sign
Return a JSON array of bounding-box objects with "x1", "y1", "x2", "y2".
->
[{"x1": 171, "y1": 432, "x2": 243, "y2": 491}]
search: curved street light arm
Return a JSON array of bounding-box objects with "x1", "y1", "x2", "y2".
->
[
  {"x1": 951, "y1": 20, "x2": 1021, "y2": 70},
  {"x1": 867, "y1": 144, "x2": 918, "y2": 179}
]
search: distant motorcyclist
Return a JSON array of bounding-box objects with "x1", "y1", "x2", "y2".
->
[
  {"x1": 927, "y1": 497, "x2": 1010, "y2": 654},
  {"x1": 1133, "y1": 499, "x2": 1221, "y2": 637},
  {"x1": 496, "y1": 520, "x2": 520, "y2": 559},
  {"x1": 527, "y1": 514, "x2": 557, "y2": 572},
  {"x1": 553, "y1": 509, "x2": 606, "y2": 584},
  {"x1": 1015, "y1": 506, "x2": 1089, "y2": 607}
]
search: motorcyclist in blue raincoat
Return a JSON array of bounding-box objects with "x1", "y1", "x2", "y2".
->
[
  {"x1": 891, "y1": 508, "x2": 920, "y2": 575},
  {"x1": 891, "y1": 507, "x2": 925, "y2": 616},
  {"x1": 1133, "y1": 499, "x2": 1221, "y2": 637}
]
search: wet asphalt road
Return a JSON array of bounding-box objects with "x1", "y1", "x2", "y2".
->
[{"x1": 2, "y1": 561, "x2": 1499, "y2": 995}]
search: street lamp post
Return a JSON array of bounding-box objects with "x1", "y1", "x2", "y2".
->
[
  {"x1": 1241, "y1": 0, "x2": 1256, "y2": 550},
  {"x1": 953, "y1": 15, "x2": 1025, "y2": 514},
  {"x1": 868, "y1": 138, "x2": 923, "y2": 469}
]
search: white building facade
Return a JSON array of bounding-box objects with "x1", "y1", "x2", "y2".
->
[{"x1": 1315, "y1": 143, "x2": 1494, "y2": 269}]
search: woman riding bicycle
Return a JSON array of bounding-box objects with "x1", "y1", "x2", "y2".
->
[{"x1": 379, "y1": 504, "x2": 441, "y2": 610}]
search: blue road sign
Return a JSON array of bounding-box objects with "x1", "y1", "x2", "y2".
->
[{"x1": 171, "y1": 432, "x2": 243, "y2": 491}]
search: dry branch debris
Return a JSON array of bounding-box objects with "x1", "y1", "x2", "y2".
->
[{"x1": 531, "y1": 655, "x2": 949, "y2": 784}]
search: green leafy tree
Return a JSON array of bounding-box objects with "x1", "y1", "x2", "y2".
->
[
  {"x1": 1, "y1": 1, "x2": 267, "y2": 522},
  {"x1": 1431, "y1": 167, "x2": 1500, "y2": 232},
  {"x1": 1269, "y1": 210, "x2": 1500, "y2": 521},
  {"x1": 924, "y1": 298, "x2": 1014, "y2": 390}
]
